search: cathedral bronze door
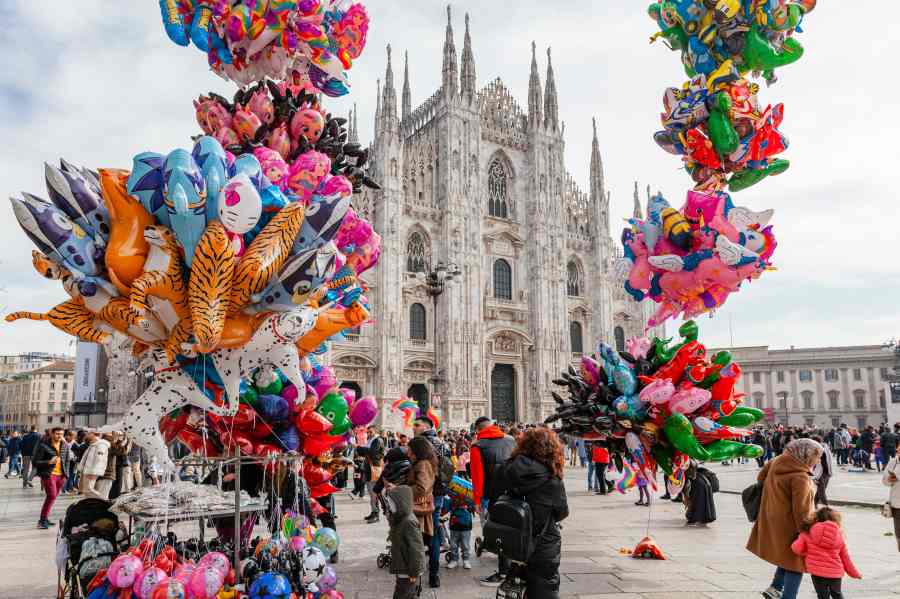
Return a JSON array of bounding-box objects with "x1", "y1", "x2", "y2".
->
[
  {"x1": 407, "y1": 384, "x2": 430, "y2": 415},
  {"x1": 490, "y1": 364, "x2": 516, "y2": 424}
]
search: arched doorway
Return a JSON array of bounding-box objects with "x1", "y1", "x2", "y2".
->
[
  {"x1": 339, "y1": 381, "x2": 363, "y2": 401},
  {"x1": 407, "y1": 384, "x2": 430, "y2": 415},
  {"x1": 491, "y1": 364, "x2": 516, "y2": 424}
]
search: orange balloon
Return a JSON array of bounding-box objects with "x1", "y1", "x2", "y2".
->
[
  {"x1": 101, "y1": 168, "x2": 155, "y2": 294},
  {"x1": 215, "y1": 312, "x2": 268, "y2": 349},
  {"x1": 296, "y1": 302, "x2": 369, "y2": 354},
  {"x1": 189, "y1": 221, "x2": 235, "y2": 353},
  {"x1": 228, "y1": 202, "x2": 305, "y2": 312}
]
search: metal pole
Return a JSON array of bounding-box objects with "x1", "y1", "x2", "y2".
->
[
  {"x1": 432, "y1": 288, "x2": 439, "y2": 410},
  {"x1": 233, "y1": 446, "x2": 241, "y2": 586}
]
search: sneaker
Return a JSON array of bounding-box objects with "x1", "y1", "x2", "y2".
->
[
  {"x1": 364, "y1": 513, "x2": 380, "y2": 524},
  {"x1": 479, "y1": 572, "x2": 504, "y2": 587},
  {"x1": 446, "y1": 560, "x2": 458, "y2": 570},
  {"x1": 761, "y1": 587, "x2": 782, "y2": 599},
  {"x1": 462, "y1": 560, "x2": 472, "y2": 570},
  {"x1": 37, "y1": 520, "x2": 49, "y2": 529}
]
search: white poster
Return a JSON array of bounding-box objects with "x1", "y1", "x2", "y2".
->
[{"x1": 74, "y1": 341, "x2": 101, "y2": 403}]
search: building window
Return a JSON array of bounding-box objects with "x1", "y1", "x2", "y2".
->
[
  {"x1": 344, "y1": 326, "x2": 361, "y2": 341},
  {"x1": 824, "y1": 368, "x2": 839, "y2": 382},
  {"x1": 570, "y1": 322, "x2": 583, "y2": 354},
  {"x1": 614, "y1": 326, "x2": 626, "y2": 353},
  {"x1": 799, "y1": 370, "x2": 812, "y2": 382},
  {"x1": 831, "y1": 416, "x2": 840, "y2": 428},
  {"x1": 488, "y1": 159, "x2": 509, "y2": 218},
  {"x1": 566, "y1": 261, "x2": 581, "y2": 297},
  {"x1": 857, "y1": 416, "x2": 867, "y2": 430},
  {"x1": 406, "y1": 231, "x2": 428, "y2": 273},
  {"x1": 62, "y1": 382, "x2": 68, "y2": 390},
  {"x1": 776, "y1": 371, "x2": 785, "y2": 383},
  {"x1": 61, "y1": 402, "x2": 67, "y2": 413},
  {"x1": 777, "y1": 392, "x2": 788, "y2": 409},
  {"x1": 752, "y1": 372, "x2": 761, "y2": 384},
  {"x1": 827, "y1": 390, "x2": 839, "y2": 410},
  {"x1": 853, "y1": 368, "x2": 862, "y2": 381},
  {"x1": 409, "y1": 303, "x2": 427, "y2": 341},
  {"x1": 853, "y1": 390, "x2": 866, "y2": 409},
  {"x1": 493, "y1": 259, "x2": 512, "y2": 300},
  {"x1": 50, "y1": 382, "x2": 55, "y2": 390},
  {"x1": 752, "y1": 392, "x2": 764, "y2": 408},
  {"x1": 881, "y1": 368, "x2": 889, "y2": 380},
  {"x1": 801, "y1": 391, "x2": 813, "y2": 410},
  {"x1": 48, "y1": 402, "x2": 55, "y2": 412}
]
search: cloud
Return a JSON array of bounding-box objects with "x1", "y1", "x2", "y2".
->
[{"x1": 0, "y1": 0, "x2": 897, "y2": 355}]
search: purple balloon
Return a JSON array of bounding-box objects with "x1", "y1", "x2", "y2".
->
[
  {"x1": 349, "y1": 395, "x2": 378, "y2": 427},
  {"x1": 317, "y1": 565, "x2": 338, "y2": 591}
]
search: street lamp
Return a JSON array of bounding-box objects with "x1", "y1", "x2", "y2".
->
[{"x1": 418, "y1": 260, "x2": 462, "y2": 410}]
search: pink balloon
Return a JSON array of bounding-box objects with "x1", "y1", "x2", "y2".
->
[
  {"x1": 197, "y1": 552, "x2": 230, "y2": 575},
  {"x1": 281, "y1": 383, "x2": 299, "y2": 404},
  {"x1": 134, "y1": 567, "x2": 169, "y2": 599},
  {"x1": 349, "y1": 395, "x2": 377, "y2": 427},
  {"x1": 290, "y1": 536, "x2": 306, "y2": 552},
  {"x1": 340, "y1": 388, "x2": 355, "y2": 406},
  {"x1": 172, "y1": 563, "x2": 195, "y2": 584},
  {"x1": 108, "y1": 555, "x2": 144, "y2": 588},
  {"x1": 188, "y1": 566, "x2": 225, "y2": 599}
]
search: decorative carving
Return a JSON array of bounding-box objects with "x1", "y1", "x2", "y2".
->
[
  {"x1": 494, "y1": 334, "x2": 517, "y2": 353},
  {"x1": 478, "y1": 78, "x2": 528, "y2": 150}
]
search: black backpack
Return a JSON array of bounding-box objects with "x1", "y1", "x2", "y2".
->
[{"x1": 482, "y1": 494, "x2": 541, "y2": 563}]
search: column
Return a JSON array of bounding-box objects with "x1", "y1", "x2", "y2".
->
[
  {"x1": 764, "y1": 370, "x2": 775, "y2": 409},
  {"x1": 814, "y1": 368, "x2": 825, "y2": 411}
]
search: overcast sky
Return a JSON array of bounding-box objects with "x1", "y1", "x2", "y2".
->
[{"x1": 1, "y1": 1, "x2": 897, "y2": 356}]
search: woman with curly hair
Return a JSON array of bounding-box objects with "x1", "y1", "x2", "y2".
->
[{"x1": 494, "y1": 426, "x2": 570, "y2": 599}]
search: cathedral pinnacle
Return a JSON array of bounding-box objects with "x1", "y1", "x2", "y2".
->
[
  {"x1": 460, "y1": 12, "x2": 476, "y2": 99},
  {"x1": 590, "y1": 117, "x2": 604, "y2": 204},
  {"x1": 350, "y1": 102, "x2": 359, "y2": 143},
  {"x1": 382, "y1": 45, "x2": 398, "y2": 124},
  {"x1": 402, "y1": 50, "x2": 411, "y2": 120},
  {"x1": 442, "y1": 4, "x2": 458, "y2": 98},
  {"x1": 527, "y1": 41, "x2": 542, "y2": 127},
  {"x1": 544, "y1": 47, "x2": 559, "y2": 131},
  {"x1": 633, "y1": 181, "x2": 644, "y2": 220}
]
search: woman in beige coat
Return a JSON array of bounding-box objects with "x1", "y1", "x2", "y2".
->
[{"x1": 747, "y1": 438, "x2": 822, "y2": 599}]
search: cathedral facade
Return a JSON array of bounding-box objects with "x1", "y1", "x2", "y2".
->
[{"x1": 329, "y1": 8, "x2": 656, "y2": 429}]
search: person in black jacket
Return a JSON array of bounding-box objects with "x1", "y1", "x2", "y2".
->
[
  {"x1": 33, "y1": 428, "x2": 69, "y2": 529},
  {"x1": 493, "y1": 427, "x2": 569, "y2": 599},
  {"x1": 19, "y1": 426, "x2": 40, "y2": 488}
]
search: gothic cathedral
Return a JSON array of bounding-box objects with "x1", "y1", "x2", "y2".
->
[{"x1": 328, "y1": 7, "x2": 657, "y2": 429}]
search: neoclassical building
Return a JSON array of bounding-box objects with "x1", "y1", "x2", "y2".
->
[{"x1": 328, "y1": 8, "x2": 656, "y2": 428}]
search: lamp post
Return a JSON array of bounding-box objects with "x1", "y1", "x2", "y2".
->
[{"x1": 419, "y1": 261, "x2": 461, "y2": 414}]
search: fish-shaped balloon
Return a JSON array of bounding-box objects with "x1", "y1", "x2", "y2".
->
[
  {"x1": 192, "y1": 136, "x2": 229, "y2": 223},
  {"x1": 127, "y1": 152, "x2": 170, "y2": 227},
  {"x1": 164, "y1": 149, "x2": 208, "y2": 266},
  {"x1": 44, "y1": 162, "x2": 109, "y2": 244}
]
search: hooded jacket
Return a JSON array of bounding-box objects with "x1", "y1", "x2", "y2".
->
[
  {"x1": 470, "y1": 425, "x2": 515, "y2": 506},
  {"x1": 791, "y1": 521, "x2": 861, "y2": 579},
  {"x1": 78, "y1": 438, "x2": 111, "y2": 478},
  {"x1": 386, "y1": 485, "x2": 426, "y2": 578},
  {"x1": 495, "y1": 455, "x2": 569, "y2": 539},
  {"x1": 746, "y1": 453, "x2": 816, "y2": 572},
  {"x1": 34, "y1": 437, "x2": 70, "y2": 479}
]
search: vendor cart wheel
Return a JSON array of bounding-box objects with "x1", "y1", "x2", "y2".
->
[
  {"x1": 474, "y1": 537, "x2": 484, "y2": 557},
  {"x1": 444, "y1": 551, "x2": 453, "y2": 563},
  {"x1": 377, "y1": 554, "x2": 389, "y2": 569}
]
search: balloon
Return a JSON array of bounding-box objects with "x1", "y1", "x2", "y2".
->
[
  {"x1": 349, "y1": 395, "x2": 377, "y2": 427},
  {"x1": 315, "y1": 392, "x2": 351, "y2": 435},
  {"x1": 218, "y1": 174, "x2": 263, "y2": 256},
  {"x1": 134, "y1": 568, "x2": 169, "y2": 599},
  {"x1": 108, "y1": 555, "x2": 144, "y2": 589},
  {"x1": 188, "y1": 220, "x2": 236, "y2": 352},
  {"x1": 197, "y1": 552, "x2": 230, "y2": 576},
  {"x1": 447, "y1": 475, "x2": 474, "y2": 504},
  {"x1": 296, "y1": 302, "x2": 370, "y2": 355},
  {"x1": 258, "y1": 394, "x2": 289, "y2": 422},
  {"x1": 100, "y1": 168, "x2": 157, "y2": 294},
  {"x1": 289, "y1": 536, "x2": 305, "y2": 553},
  {"x1": 172, "y1": 564, "x2": 195, "y2": 584},
  {"x1": 703, "y1": 439, "x2": 764, "y2": 462},
  {"x1": 316, "y1": 565, "x2": 338, "y2": 591},
  {"x1": 248, "y1": 572, "x2": 291, "y2": 599},
  {"x1": 188, "y1": 566, "x2": 225, "y2": 599},
  {"x1": 300, "y1": 546, "x2": 327, "y2": 586},
  {"x1": 163, "y1": 149, "x2": 208, "y2": 266},
  {"x1": 149, "y1": 579, "x2": 187, "y2": 599},
  {"x1": 312, "y1": 528, "x2": 339, "y2": 558}
]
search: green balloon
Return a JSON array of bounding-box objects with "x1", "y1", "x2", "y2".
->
[
  {"x1": 240, "y1": 387, "x2": 259, "y2": 407},
  {"x1": 257, "y1": 378, "x2": 284, "y2": 396},
  {"x1": 742, "y1": 25, "x2": 804, "y2": 73},
  {"x1": 717, "y1": 406, "x2": 766, "y2": 428},
  {"x1": 696, "y1": 351, "x2": 732, "y2": 389},
  {"x1": 703, "y1": 440, "x2": 763, "y2": 462},
  {"x1": 664, "y1": 413, "x2": 709, "y2": 461},
  {"x1": 707, "y1": 92, "x2": 740, "y2": 157},
  {"x1": 728, "y1": 159, "x2": 790, "y2": 192},
  {"x1": 316, "y1": 392, "x2": 350, "y2": 435},
  {"x1": 652, "y1": 443, "x2": 675, "y2": 476},
  {"x1": 653, "y1": 320, "x2": 699, "y2": 365}
]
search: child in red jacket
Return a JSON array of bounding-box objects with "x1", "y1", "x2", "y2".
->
[{"x1": 791, "y1": 507, "x2": 861, "y2": 599}]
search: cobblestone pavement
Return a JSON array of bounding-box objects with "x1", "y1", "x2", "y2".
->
[{"x1": 0, "y1": 467, "x2": 897, "y2": 599}]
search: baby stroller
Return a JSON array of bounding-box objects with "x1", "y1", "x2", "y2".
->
[{"x1": 56, "y1": 498, "x2": 125, "y2": 599}]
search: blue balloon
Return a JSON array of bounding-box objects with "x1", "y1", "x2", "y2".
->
[
  {"x1": 249, "y1": 572, "x2": 291, "y2": 599},
  {"x1": 163, "y1": 149, "x2": 208, "y2": 266},
  {"x1": 274, "y1": 424, "x2": 300, "y2": 451},
  {"x1": 258, "y1": 394, "x2": 289, "y2": 422}
]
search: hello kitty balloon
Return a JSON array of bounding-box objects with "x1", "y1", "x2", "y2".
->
[{"x1": 218, "y1": 173, "x2": 262, "y2": 256}]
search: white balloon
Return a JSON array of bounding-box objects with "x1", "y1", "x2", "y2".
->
[{"x1": 218, "y1": 174, "x2": 262, "y2": 236}]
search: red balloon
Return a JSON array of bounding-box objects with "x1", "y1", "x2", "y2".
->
[
  {"x1": 177, "y1": 428, "x2": 222, "y2": 457},
  {"x1": 297, "y1": 410, "x2": 332, "y2": 435},
  {"x1": 225, "y1": 569, "x2": 236, "y2": 587},
  {"x1": 310, "y1": 482, "x2": 338, "y2": 499},
  {"x1": 159, "y1": 410, "x2": 189, "y2": 444},
  {"x1": 254, "y1": 443, "x2": 281, "y2": 457},
  {"x1": 302, "y1": 462, "x2": 331, "y2": 487},
  {"x1": 228, "y1": 403, "x2": 259, "y2": 430},
  {"x1": 220, "y1": 432, "x2": 255, "y2": 455}
]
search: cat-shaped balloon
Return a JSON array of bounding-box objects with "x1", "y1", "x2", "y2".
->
[{"x1": 218, "y1": 173, "x2": 262, "y2": 257}]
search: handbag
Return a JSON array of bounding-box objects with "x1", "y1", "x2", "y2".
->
[
  {"x1": 741, "y1": 481, "x2": 763, "y2": 522},
  {"x1": 413, "y1": 494, "x2": 435, "y2": 517},
  {"x1": 882, "y1": 502, "x2": 893, "y2": 519}
]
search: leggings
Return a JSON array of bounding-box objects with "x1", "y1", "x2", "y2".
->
[{"x1": 811, "y1": 575, "x2": 843, "y2": 599}]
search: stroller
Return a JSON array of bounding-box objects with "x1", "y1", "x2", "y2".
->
[{"x1": 56, "y1": 498, "x2": 125, "y2": 599}]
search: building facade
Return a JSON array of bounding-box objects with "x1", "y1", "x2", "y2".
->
[
  {"x1": 0, "y1": 360, "x2": 74, "y2": 431},
  {"x1": 0, "y1": 352, "x2": 70, "y2": 378},
  {"x1": 328, "y1": 8, "x2": 655, "y2": 428},
  {"x1": 722, "y1": 344, "x2": 897, "y2": 430}
]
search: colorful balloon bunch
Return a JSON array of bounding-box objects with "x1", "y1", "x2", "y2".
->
[
  {"x1": 545, "y1": 320, "x2": 765, "y2": 495},
  {"x1": 616, "y1": 189, "x2": 776, "y2": 326},
  {"x1": 647, "y1": 0, "x2": 816, "y2": 192},
  {"x1": 159, "y1": 0, "x2": 369, "y2": 92}
]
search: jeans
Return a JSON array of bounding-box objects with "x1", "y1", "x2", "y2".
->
[
  {"x1": 449, "y1": 529, "x2": 471, "y2": 561},
  {"x1": 771, "y1": 567, "x2": 803, "y2": 599},
  {"x1": 811, "y1": 575, "x2": 843, "y2": 599},
  {"x1": 21, "y1": 456, "x2": 34, "y2": 485},
  {"x1": 63, "y1": 470, "x2": 78, "y2": 492},
  {"x1": 428, "y1": 496, "x2": 446, "y2": 577},
  {"x1": 366, "y1": 481, "x2": 378, "y2": 514},
  {"x1": 587, "y1": 461, "x2": 596, "y2": 490},
  {"x1": 7, "y1": 453, "x2": 21, "y2": 476},
  {"x1": 40, "y1": 474, "x2": 64, "y2": 521}
]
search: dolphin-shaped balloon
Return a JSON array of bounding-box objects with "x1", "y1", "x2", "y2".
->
[
  {"x1": 163, "y1": 149, "x2": 208, "y2": 266},
  {"x1": 192, "y1": 136, "x2": 229, "y2": 223},
  {"x1": 44, "y1": 162, "x2": 109, "y2": 244},
  {"x1": 127, "y1": 152, "x2": 170, "y2": 227}
]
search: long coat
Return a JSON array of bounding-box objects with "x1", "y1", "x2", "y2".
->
[
  {"x1": 747, "y1": 453, "x2": 816, "y2": 572},
  {"x1": 407, "y1": 459, "x2": 436, "y2": 537}
]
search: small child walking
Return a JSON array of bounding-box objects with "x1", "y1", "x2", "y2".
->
[
  {"x1": 385, "y1": 483, "x2": 426, "y2": 599},
  {"x1": 635, "y1": 470, "x2": 651, "y2": 506},
  {"x1": 791, "y1": 507, "x2": 862, "y2": 599},
  {"x1": 445, "y1": 496, "x2": 473, "y2": 570}
]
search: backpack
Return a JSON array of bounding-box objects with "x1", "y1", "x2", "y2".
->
[
  {"x1": 437, "y1": 453, "x2": 455, "y2": 487},
  {"x1": 741, "y1": 481, "x2": 763, "y2": 522},
  {"x1": 482, "y1": 494, "x2": 547, "y2": 563}
]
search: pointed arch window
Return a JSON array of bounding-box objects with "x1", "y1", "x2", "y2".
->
[
  {"x1": 406, "y1": 231, "x2": 428, "y2": 273},
  {"x1": 614, "y1": 326, "x2": 626, "y2": 353},
  {"x1": 488, "y1": 159, "x2": 509, "y2": 218},
  {"x1": 493, "y1": 259, "x2": 512, "y2": 300},
  {"x1": 567, "y1": 260, "x2": 581, "y2": 297},
  {"x1": 570, "y1": 321, "x2": 583, "y2": 354},
  {"x1": 409, "y1": 303, "x2": 427, "y2": 340}
]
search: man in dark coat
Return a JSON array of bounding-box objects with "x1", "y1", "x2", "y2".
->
[
  {"x1": 880, "y1": 426, "x2": 898, "y2": 462},
  {"x1": 4, "y1": 430, "x2": 21, "y2": 477},
  {"x1": 19, "y1": 426, "x2": 40, "y2": 488},
  {"x1": 684, "y1": 463, "x2": 717, "y2": 526}
]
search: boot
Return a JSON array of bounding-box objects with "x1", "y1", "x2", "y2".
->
[
  {"x1": 429, "y1": 574, "x2": 440, "y2": 588},
  {"x1": 364, "y1": 512, "x2": 380, "y2": 523}
]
